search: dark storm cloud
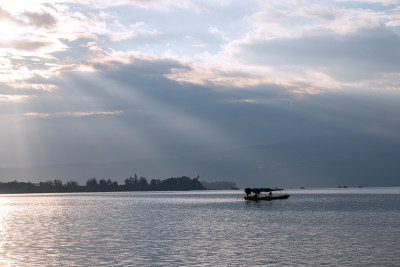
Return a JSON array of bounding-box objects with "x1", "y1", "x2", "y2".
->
[
  {"x1": 35, "y1": 55, "x2": 400, "y2": 143},
  {"x1": 239, "y1": 26, "x2": 400, "y2": 82},
  {"x1": 13, "y1": 57, "x2": 300, "y2": 164},
  {"x1": 4, "y1": 55, "x2": 400, "y2": 187},
  {"x1": 51, "y1": 56, "x2": 400, "y2": 147}
]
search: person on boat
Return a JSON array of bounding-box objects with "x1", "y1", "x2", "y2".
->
[
  {"x1": 245, "y1": 188, "x2": 252, "y2": 197},
  {"x1": 269, "y1": 191, "x2": 272, "y2": 197}
]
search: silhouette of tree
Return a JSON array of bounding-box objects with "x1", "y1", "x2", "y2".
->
[
  {"x1": 86, "y1": 178, "x2": 98, "y2": 192},
  {"x1": 0, "y1": 174, "x2": 209, "y2": 194}
]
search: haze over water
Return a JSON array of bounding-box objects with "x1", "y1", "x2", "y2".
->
[{"x1": 0, "y1": 188, "x2": 399, "y2": 266}]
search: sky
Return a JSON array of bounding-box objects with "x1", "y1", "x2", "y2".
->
[{"x1": 0, "y1": 0, "x2": 400, "y2": 187}]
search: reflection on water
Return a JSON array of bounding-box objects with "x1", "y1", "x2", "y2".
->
[{"x1": 0, "y1": 188, "x2": 399, "y2": 266}]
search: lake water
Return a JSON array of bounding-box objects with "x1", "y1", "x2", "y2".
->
[{"x1": 0, "y1": 188, "x2": 399, "y2": 266}]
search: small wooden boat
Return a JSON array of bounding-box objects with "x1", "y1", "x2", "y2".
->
[{"x1": 244, "y1": 187, "x2": 290, "y2": 201}]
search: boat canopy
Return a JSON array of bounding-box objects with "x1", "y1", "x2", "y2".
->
[{"x1": 245, "y1": 188, "x2": 284, "y2": 193}]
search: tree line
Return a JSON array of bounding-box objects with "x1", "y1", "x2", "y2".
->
[{"x1": 0, "y1": 175, "x2": 205, "y2": 194}]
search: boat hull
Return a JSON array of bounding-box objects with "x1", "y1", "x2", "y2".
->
[{"x1": 244, "y1": 194, "x2": 290, "y2": 201}]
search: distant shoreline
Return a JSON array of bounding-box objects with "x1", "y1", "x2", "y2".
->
[
  {"x1": 0, "y1": 176, "x2": 239, "y2": 194},
  {"x1": 0, "y1": 176, "x2": 204, "y2": 194}
]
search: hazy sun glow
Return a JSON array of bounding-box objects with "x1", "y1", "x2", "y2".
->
[{"x1": 0, "y1": 22, "x2": 23, "y2": 41}]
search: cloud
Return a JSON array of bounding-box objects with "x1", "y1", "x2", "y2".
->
[
  {"x1": 0, "y1": 7, "x2": 57, "y2": 29},
  {"x1": 23, "y1": 11, "x2": 57, "y2": 28},
  {"x1": 0, "y1": 39, "x2": 52, "y2": 51},
  {"x1": 108, "y1": 22, "x2": 161, "y2": 42},
  {"x1": 119, "y1": 0, "x2": 202, "y2": 11},
  {"x1": 7, "y1": 82, "x2": 58, "y2": 91},
  {"x1": 166, "y1": 64, "x2": 295, "y2": 91},
  {"x1": 336, "y1": 0, "x2": 400, "y2": 6},
  {"x1": 1, "y1": 41, "x2": 399, "y2": 188},
  {"x1": 109, "y1": 31, "x2": 136, "y2": 42},
  {"x1": 234, "y1": 26, "x2": 400, "y2": 83},
  {"x1": 245, "y1": 2, "x2": 385, "y2": 37},
  {"x1": 0, "y1": 0, "x2": 397, "y2": 101},
  {"x1": 209, "y1": 27, "x2": 229, "y2": 41},
  {"x1": 0, "y1": 94, "x2": 31, "y2": 102},
  {"x1": 0, "y1": 7, "x2": 24, "y2": 24},
  {"x1": 24, "y1": 110, "x2": 123, "y2": 118}
]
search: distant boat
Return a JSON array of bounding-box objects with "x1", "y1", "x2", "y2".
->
[{"x1": 244, "y1": 188, "x2": 290, "y2": 201}]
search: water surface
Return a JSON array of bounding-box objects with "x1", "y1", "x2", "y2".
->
[{"x1": 0, "y1": 188, "x2": 399, "y2": 266}]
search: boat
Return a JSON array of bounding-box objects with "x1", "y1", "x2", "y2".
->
[{"x1": 244, "y1": 187, "x2": 290, "y2": 201}]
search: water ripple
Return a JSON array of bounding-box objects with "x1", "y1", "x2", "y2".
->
[{"x1": 0, "y1": 190, "x2": 399, "y2": 266}]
